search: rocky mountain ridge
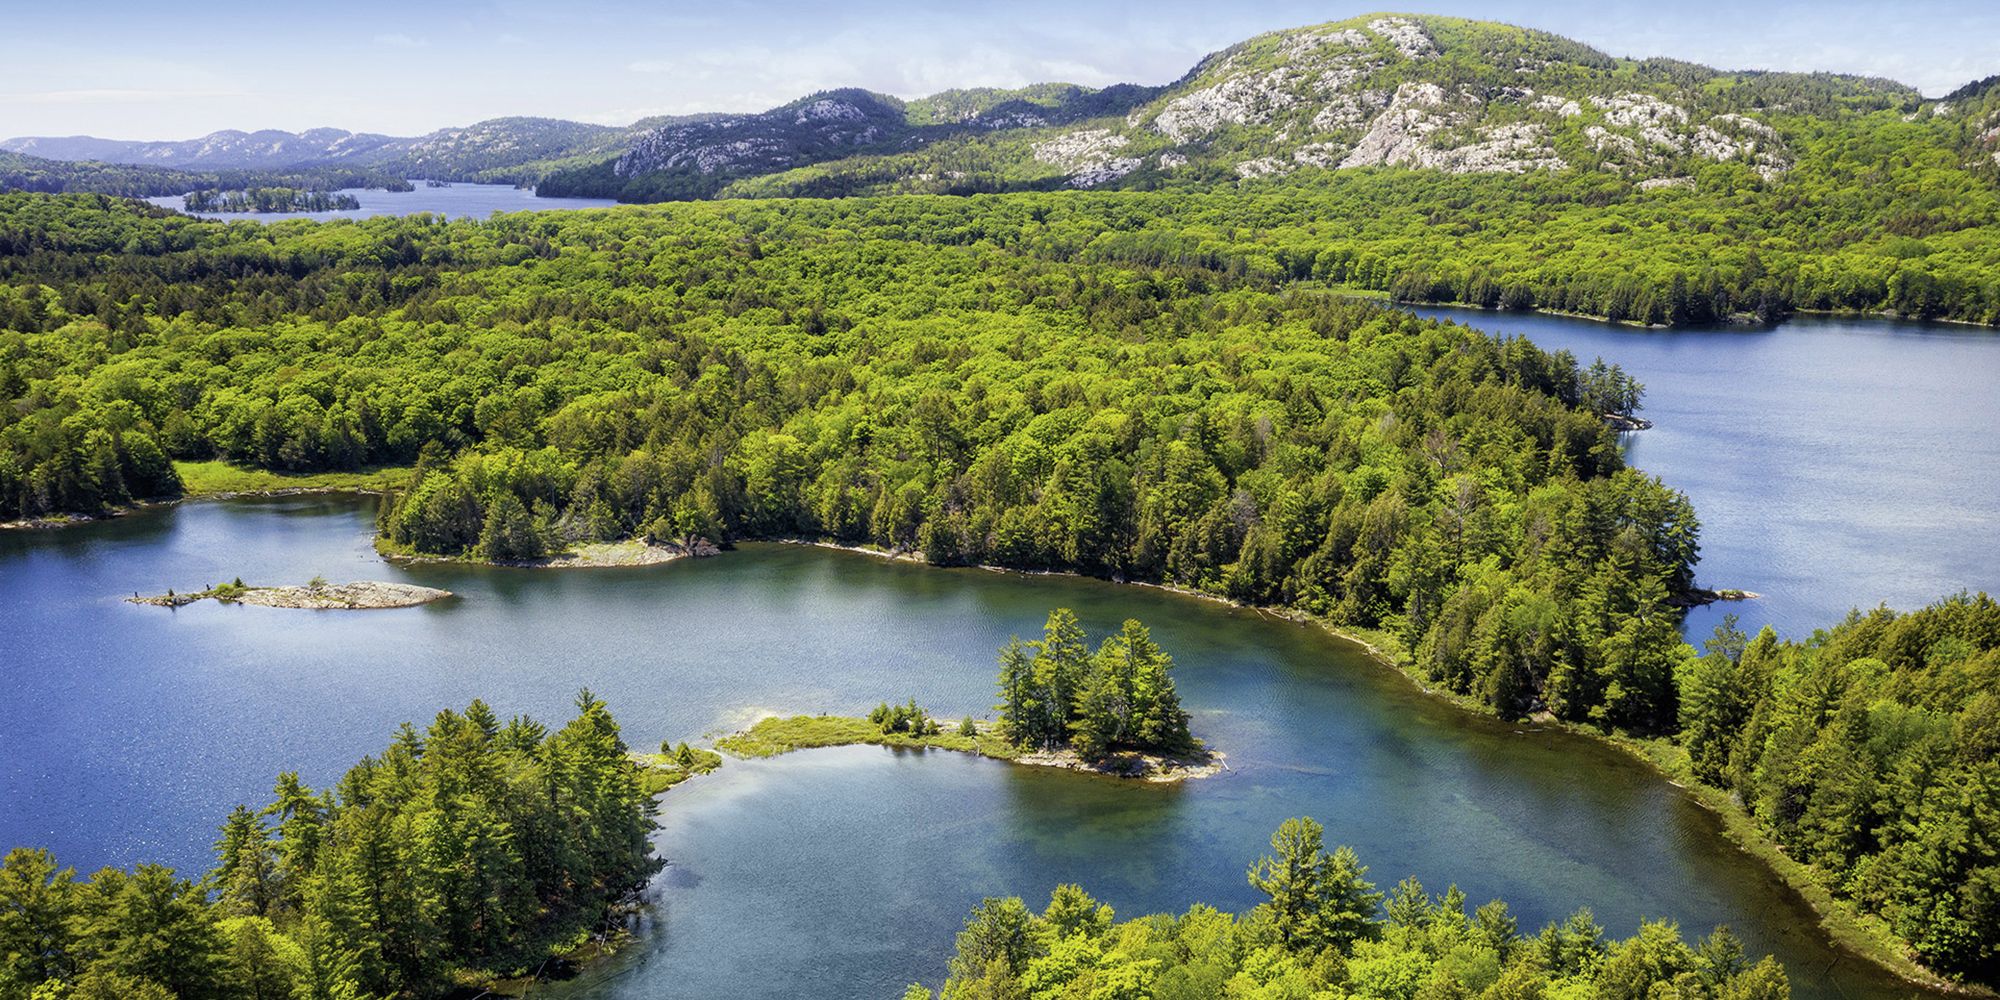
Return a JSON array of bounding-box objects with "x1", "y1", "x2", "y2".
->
[
  {"x1": 0, "y1": 117, "x2": 671, "y2": 184},
  {"x1": 6, "y1": 13, "x2": 1989, "y2": 200}
]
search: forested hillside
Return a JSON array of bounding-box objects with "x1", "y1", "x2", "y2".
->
[
  {"x1": 0, "y1": 152, "x2": 413, "y2": 200},
  {"x1": 549, "y1": 12, "x2": 1998, "y2": 213}
]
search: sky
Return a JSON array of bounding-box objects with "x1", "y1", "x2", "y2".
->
[{"x1": 3, "y1": 0, "x2": 1995, "y2": 140}]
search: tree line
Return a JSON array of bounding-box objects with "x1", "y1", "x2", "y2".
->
[
  {"x1": 0, "y1": 693, "x2": 657, "y2": 1000},
  {"x1": 917, "y1": 816, "x2": 1791, "y2": 999},
  {"x1": 183, "y1": 189, "x2": 361, "y2": 214},
  {"x1": 1673, "y1": 597, "x2": 2000, "y2": 978}
]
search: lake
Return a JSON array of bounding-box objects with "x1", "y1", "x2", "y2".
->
[
  {"x1": 1411, "y1": 307, "x2": 2000, "y2": 642},
  {"x1": 4, "y1": 311, "x2": 1996, "y2": 1000},
  {"x1": 142, "y1": 181, "x2": 618, "y2": 222}
]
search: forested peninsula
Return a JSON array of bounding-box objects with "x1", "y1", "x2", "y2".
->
[{"x1": 0, "y1": 695, "x2": 658, "y2": 1000}]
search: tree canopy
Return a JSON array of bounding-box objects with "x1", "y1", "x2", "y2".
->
[
  {"x1": 0, "y1": 694, "x2": 657, "y2": 1000},
  {"x1": 923, "y1": 818, "x2": 1792, "y2": 1000}
]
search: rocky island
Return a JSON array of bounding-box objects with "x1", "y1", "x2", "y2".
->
[{"x1": 131, "y1": 578, "x2": 451, "y2": 609}]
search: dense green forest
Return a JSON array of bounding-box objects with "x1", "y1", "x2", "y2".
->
[
  {"x1": 544, "y1": 138, "x2": 2000, "y2": 327},
  {"x1": 0, "y1": 190, "x2": 1993, "y2": 981},
  {"x1": 0, "y1": 694, "x2": 656, "y2": 1000},
  {"x1": 0, "y1": 192, "x2": 1693, "y2": 736},
  {"x1": 1674, "y1": 597, "x2": 2000, "y2": 978},
  {"x1": 916, "y1": 817, "x2": 1791, "y2": 999},
  {"x1": 998, "y1": 610, "x2": 1196, "y2": 760}
]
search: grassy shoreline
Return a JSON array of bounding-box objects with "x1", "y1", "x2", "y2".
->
[
  {"x1": 633, "y1": 746, "x2": 724, "y2": 795},
  {"x1": 713, "y1": 714, "x2": 1224, "y2": 783},
  {"x1": 716, "y1": 714, "x2": 1019, "y2": 760}
]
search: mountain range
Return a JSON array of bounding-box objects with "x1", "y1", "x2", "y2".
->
[{"x1": 7, "y1": 14, "x2": 1997, "y2": 201}]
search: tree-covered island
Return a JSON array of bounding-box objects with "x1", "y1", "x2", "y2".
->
[
  {"x1": 717, "y1": 611, "x2": 1217, "y2": 781},
  {"x1": 182, "y1": 188, "x2": 361, "y2": 214}
]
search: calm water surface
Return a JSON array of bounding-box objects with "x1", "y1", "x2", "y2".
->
[
  {"x1": 0, "y1": 502, "x2": 1942, "y2": 1000},
  {"x1": 142, "y1": 181, "x2": 617, "y2": 222},
  {"x1": 1414, "y1": 308, "x2": 2000, "y2": 640}
]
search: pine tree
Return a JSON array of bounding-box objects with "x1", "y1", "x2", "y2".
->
[
  {"x1": 995, "y1": 637, "x2": 1039, "y2": 746},
  {"x1": 212, "y1": 805, "x2": 279, "y2": 917},
  {"x1": 1248, "y1": 817, "x2": 1332, "y2": 952},
  {"x1": 1030, "y1": 610, "x2": 1089, "y2": 749}
]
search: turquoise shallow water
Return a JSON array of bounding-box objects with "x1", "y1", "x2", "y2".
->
[{"x1": 6, "y1": 312, "x2": 1996, "y2": 999}]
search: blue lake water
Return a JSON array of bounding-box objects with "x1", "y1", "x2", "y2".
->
[
  {"x1": 5, "y1": 310, "x2": 1997, "y2": 999},
  {"x1": 143, "y1": 181, "x2": 618, "y2": 222},
  {"x1": 1411, "y1": 307, "x2": 2000, "y2": 642}
]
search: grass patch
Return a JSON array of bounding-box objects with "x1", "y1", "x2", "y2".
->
[
  {"x1": 631, "y1": 745, "x2": 723, "y2": 795},
  {"x1": 715, "y1": 714, "x2": 1019, "y2": 762},
  {"x1": 174, "y1": 460, "x2": 413, "y2": 497}
]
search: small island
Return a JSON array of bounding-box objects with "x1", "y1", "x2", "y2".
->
[
  {"x1": 633, "y1": 741, "x2": 724, "y2": 795},
  {"x1": 130, "y1": 577, "x2": 451, "y2": 609},
  {"x1": 716, "y1": 610, "x2": 1223, "y2": 783},
  {"x1": 1670, "y1": 586, "x2": 1764, "y2": 608},
  {"x1": 183, "y1": 187, "x2": 360, "y2": 213}
]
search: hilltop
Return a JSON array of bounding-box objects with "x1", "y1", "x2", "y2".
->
[
  {"x1": 556, "y1": 13, "x2": 1991, "y2": 199},
  {"x1": 10, "y1": 13, "x2": 1996, "y2": 201}
]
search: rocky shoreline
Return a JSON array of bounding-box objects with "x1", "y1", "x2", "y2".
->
[
  {"x1": 385, "y1": 537, "x2": 718, "y2": 569},
  {"x1": 1011, "y1": 745, "x2": 1227, "y2": 783},
  {"x1": 1668, "y1": 586, "x2": 1763, "y2": 609}
]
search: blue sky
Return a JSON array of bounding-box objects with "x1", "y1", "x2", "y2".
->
[{"x1": 3, "y1": 0, "x2": 1995, "y2": 140}]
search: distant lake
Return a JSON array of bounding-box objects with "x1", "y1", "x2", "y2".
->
[
  {"x1": 144, "y1": 181, "x2": 618, "y2": 221},
  {"x1": 1410, "y1": 307, "x2": 2000, "y2": 641}
]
